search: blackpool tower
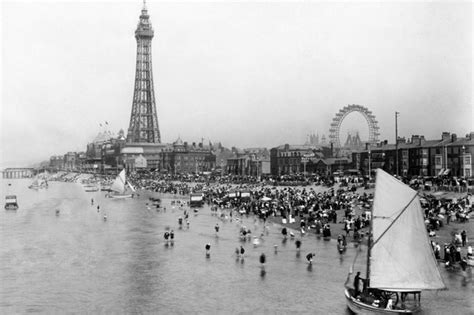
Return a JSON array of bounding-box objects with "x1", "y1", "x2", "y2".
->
[{"x1": 127, "y1": 1, "x2": 161, "y2": 143}]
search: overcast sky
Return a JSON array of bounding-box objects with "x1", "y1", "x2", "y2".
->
[{"x1": 1, "y1": 0, "x2": 472, "y2": 167}]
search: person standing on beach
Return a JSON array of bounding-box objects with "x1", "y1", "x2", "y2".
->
[
  {"x1": 295, "y1": 239, "x2": 302, "y2": 251},
  {"x1": 461, "y1": 230, "x2": 467, "y2": 247},
  {"x1": 306, "y1": 253, "x2": 315, "y2": 264}
]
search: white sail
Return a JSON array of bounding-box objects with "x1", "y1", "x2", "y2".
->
[
  {"x1": 110, "y1": 170, "x2": 126, "y2": 194},
  {"x1": 370, "y1": 169, "x2": 445, "y2": 291}
]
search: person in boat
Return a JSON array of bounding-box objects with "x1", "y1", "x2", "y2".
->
[
  {"x1": 205, "y1": 243, "x2": 211, "y2": 256},
  {"x1": 178, "y1": 217, "x2": 183, "y2": 226},
  {"x1": 385, "y1": 298, "x2": 393, "y2": 310},
  {"x1": 353, "y1": 271, "x2": 362, "y2": 297},
  {"x1": 215, "y1": 223, "x2": 220, "y2": 234},
  {"x1": 170, "y1": 230, "x2": 174, "y2": 240},
  {"x1": 97, "y1": 205, "x2": 100, "y2": 212},
  {"x1": 281, "y1": 227, "x2": 288, "y2": 238},
  {"x1": 240, "y1": 246, "x2": 245, "y2": 258},
  {"x1": 164, "y1": 231, "x2": 170, "y2": 241}
]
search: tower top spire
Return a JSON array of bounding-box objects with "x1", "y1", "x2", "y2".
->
[{"x1": 136, "y1": 0, "x2": 153, "y2": 39}]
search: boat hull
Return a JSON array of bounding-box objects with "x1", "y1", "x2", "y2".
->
[
  {"x1": 84, "y1": 188, "x2": 99, "y2": 192},
  {"x1": 5, "y1": 204, "x2": 18, "y2": 210},
  {"x1": 344, "y1": 288, "x2": 419, "y2": 315},
  {"x1": 109, "y1": 194, "x2": 134, "y2": 199}
]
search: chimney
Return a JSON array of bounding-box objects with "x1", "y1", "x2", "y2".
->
[
  {"x1": 199, "y1": 143, "x2": 203, "y2": 148},
  {"x1": 451, "y1": 134, "x2": 457, "y2": 142},
  {"x1": 397, "y1": 137, "x2": 406, "y2": 145},
  {"x1": 419, "y1": 136, "x2": 426, "y2": 145},
  {"x1": 469, "y1": 132, "x2": 474, "y2": 140},
  {"x1": 384, "y1": 140, "x2": 388, "y2": 145},
  {"x1": 284, "y1": 144, "x2": 290, "y2": 151},
  {"x1": 411, "y1": 135, "x2": 420, "y2": 145},
  {"x1": 441, "y1": 132, "x2": 450, "y2": 141},
  {"x1": 192, "y1": 142, "x2": 196, "y2": 147}
]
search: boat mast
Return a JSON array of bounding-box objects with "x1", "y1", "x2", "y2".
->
[{"x1": 365, "y1": 206, "x2": 373, "y2": 291}]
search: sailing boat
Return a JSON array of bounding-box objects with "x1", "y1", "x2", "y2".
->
[
  {"x1": 28, "y1": 177, "x2": 48, "y2": 189},
  {"x1": 107, "y1": 169, "x2": 136, "y2": 199},
  {"x1": 344, "y1": 169, "x2": 445, "y2": 314}
]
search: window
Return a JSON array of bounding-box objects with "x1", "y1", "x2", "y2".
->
[
  {"x1": 421, "y1": 158, "x2": 428, "y2": 166},
  {"x1": 435, "y1": 156, "x2": 442, "y2": 166},
  {"x1": 464, "y1": 155, "x2": 471, "y2": 165},
  {"x1": 465, "y1": 169, "x2": 471, "y2": 177}
]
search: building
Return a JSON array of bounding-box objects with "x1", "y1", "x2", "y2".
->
[
  {"x1": 270, "y1": 144, "x2": 333, "y2": 176},
  {"x1": 352, "y1": 132, "x2": 474, "y2": 178},
  {"x1": 63, "y1": 152, "x2": 77, "y2": 171},
  {"x1": 121, "y1": 142, "x2": 168, "y2": 172},
  {"x1": 226, "y1": 148, "x2": 270, "y2": 176},
  {"x1": 49, "y1": 156, "x2": 64, "y2": 170},
  {"x1": 161, "y1": 138, "x2": 216, "y2": 174}
]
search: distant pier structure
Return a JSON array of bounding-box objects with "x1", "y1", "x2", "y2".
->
[{"x1": 2, "y1": 168, "x2": 35, "y2": 179}]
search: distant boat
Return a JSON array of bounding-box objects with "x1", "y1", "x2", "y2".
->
[
  {"x1": 28, "y1": 177, "x2": 48, "y2": 189},
  {"x1": 107, "y1": 170, "x2": 135, "y2": 199},
  {"x1": 83, "y1": 183, "x2": 100, "y2": 192},
  {"x1": 344, "y1": 169, "x2": 445, "y2": 314},
  {"x1": 4, "y1": 195, "x2": 19, "y2": 210}
]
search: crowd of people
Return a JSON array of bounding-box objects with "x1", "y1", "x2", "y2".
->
[{"x1": 48, "y1": 170, "x2": 472, "y2": 267}]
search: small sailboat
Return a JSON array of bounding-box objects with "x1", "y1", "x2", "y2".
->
[
  {"x1": 83, "y1": 182, "x2": 100, "y2": 192},
  {"x1": 107, "y1": 170, "x2": 136, "y2": 199},
  {"x1": 344, "y1": 169, "x2": 445, "y2": 314},
  {"x1": 28, "y1": 177, "x2": 48, "y2": 189}
]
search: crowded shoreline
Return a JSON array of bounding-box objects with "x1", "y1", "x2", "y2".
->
[{"x1": 47, "y1": 170, "x2": 473, "y2": 266}]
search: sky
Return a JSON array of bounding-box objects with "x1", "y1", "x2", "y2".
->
[{"x1": 1, "y1": 0, "x2": 472, "y2": 167}]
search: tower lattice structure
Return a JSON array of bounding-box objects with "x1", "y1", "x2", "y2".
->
[{"x1": 127, "y1": 2, "x2": 161, "y2": 143}]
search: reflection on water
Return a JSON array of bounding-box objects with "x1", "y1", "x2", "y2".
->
[{"x1": 0, "y1": 179, "x2": 471, "y2": 314}]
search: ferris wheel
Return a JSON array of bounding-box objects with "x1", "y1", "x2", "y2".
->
[{"x1": 329, "y1": 104, "x2": 380, "y2": 148}]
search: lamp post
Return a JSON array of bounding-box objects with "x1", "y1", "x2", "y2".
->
[
  {"x1": 395, "y1": 111, "x2": 399, "y2": 177},
  {"x1": 462, "y1": 145, "x2": 466, "y2": 177},
  {"x1": 368, "y1": 146, "x2": 371, "y2": 180}
]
